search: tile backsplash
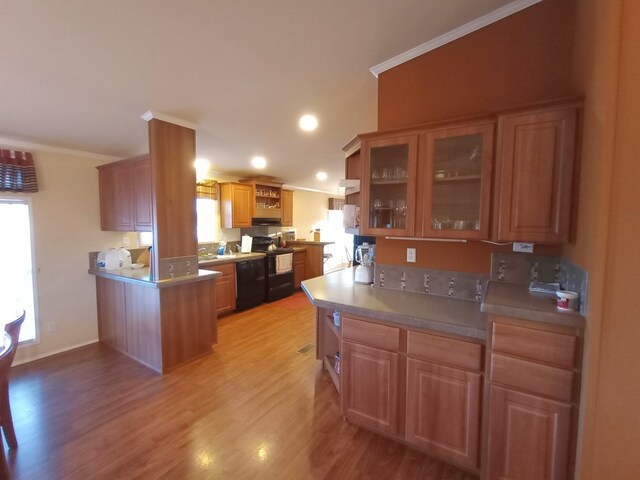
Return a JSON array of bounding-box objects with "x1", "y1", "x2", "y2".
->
[
  {"x1": 374, "y1": 264, "x2": 489, "y2": 302},
  {"x1": 491, "y1": 253, "x2": 588, "y2": 314}
]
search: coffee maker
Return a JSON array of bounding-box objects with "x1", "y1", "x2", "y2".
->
[{"x1": 354, "y1": 243, "x2": 375, "y2": 284}]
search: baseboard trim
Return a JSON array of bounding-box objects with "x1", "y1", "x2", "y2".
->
[{"x1": 13, "y1": 339, "x2": 99, "y2": 366}]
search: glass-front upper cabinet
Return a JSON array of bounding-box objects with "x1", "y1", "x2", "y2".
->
[
  {"x1": 361, "y1": 134, "x2": 418, "y2": 236},
  {"x1": 421, "y1": 122, "x2": 494, "y2": 239}
]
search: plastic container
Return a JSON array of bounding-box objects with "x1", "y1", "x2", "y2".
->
[
  {"x1": 556, "y1": 290, "x2": 579, "y2": 311},
  {"x1": 333, "y1": 311, "x2": 341, "y2": 327}
]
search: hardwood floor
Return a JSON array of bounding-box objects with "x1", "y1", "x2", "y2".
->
[{"x1": 6, "y1": 292, "x2": 477, "y2": 479}]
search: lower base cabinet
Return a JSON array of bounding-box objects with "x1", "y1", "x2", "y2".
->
[
  {"x1": 406, "y1": 358, "x2": 482, "y2": 469},
  {"x1": 341, "y1": 341, "x2": 399, "y2": 436},
  {"x1": 202, "y1": 262, "x2": 236, "y2": 317},
  {"x1": 487, "y1": 385, "x2": 572, "y2": 480}
]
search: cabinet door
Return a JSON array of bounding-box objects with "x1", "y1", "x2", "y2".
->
[
  {"x1": 487, "y1": 385, "x2": 572, "y2": 480},
  {"x1": 495, "y1": 106, "x2": 578, "y2": 243},
  {"x1": 215, "y1": 274, "x2": 235, "y2": 316},
  {"x1": 281, "y1": 189, "x2": 293, "y2": 226},
  {"x1": 341, "y1": 341, "x2": 399, "y2": 436},
  {"x1": 293, "y1": 251, "x2": 306, "y2": 289},
  {"x1": 132, "y1": 157, "x2": 153, "y2": 231},
  {"x1": 360, "y1": 135, "x2": 418, "y2": 236},
  {"x1": 232, "y1": 184, "x2": 253, "y2": 227},
  {"x1": 113, "y1": 162, "x2": 134, "y2": 231},
  {"x1": 98, "y1": 165, "x2": 118, "y2": 231},
  {"x1": 406, "y1": 358, "x2": 481, "y2": 469},
  {"x1": 421, "y1": 123, "x2": 494, "y2": 239}
]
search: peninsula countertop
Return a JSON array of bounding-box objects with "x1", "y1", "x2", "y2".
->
[
  {"x1": 89, "y1": 266, "x2": 221, "y2": 288},
  {"x1": 302, "y1": 267, "x2": 487, "y2": 340}
]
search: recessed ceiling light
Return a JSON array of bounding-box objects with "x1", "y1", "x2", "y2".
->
[
  {"x1": 316, "y1": 171, "x2": 328, "y2": 181},
  {"x1": 251, "y1": 156, "x2": 267, "y2": 169},
  {"x1": 299, "y1": 114, "x2": 318, "y2": 132}
]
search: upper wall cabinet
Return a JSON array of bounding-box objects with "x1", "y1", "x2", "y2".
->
[
  {"x1": 281, "y1": 189, "x2": 293, "y2": 227},
  {"x1": 360, "y1": 135, "x2": 418, "y2": 236},
  {"x1": 494, "y1": 104, "x2": 579, "y2": 243},
  {"x1": 219, "y1": 183, "x2": 253, "y2": 228},
  {"x1": 420, "y1": 122, "x2": 494, "y2": 239},
  {"x1": 98, "y1": 155, "x2": 152, "y2": 232}
]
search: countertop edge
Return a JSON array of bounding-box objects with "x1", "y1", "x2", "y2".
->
[{"x1": 89, "y1": 268, "x2": 222, "y2": 288}]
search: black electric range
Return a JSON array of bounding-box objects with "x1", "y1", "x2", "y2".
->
[{"x1": 251, "y1": 236, "x2": 295, "y2": 302}]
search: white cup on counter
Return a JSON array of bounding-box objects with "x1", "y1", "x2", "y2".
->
[{"x1": 556, "y1": 290, "x2": 579, "y2": 311}]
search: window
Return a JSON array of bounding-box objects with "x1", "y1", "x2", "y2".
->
[
  {"x1": 196, "y1": 198, "x2": 218, "y2": 243},
  {"x1": 0, "y1": 198, "x2": 38, "y2": 342}
]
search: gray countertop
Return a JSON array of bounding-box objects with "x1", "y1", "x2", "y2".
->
[
  {"x1": 302, "y1": 267, "x2": 487, "y2": 340},
  {"x1": 197, "y1": 252, "x2": 265, "y2": 266},
  {"x1": 481, "y1": 281, "x2": 586, "y2": 329},
  {"x1": 89, "y1": 266, "x2": 221, "y2": 288}
]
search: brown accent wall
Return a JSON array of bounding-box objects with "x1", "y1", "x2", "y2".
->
[
  {"x1": 375, "y1": 0, "x2": 578, "y2": 272},
  {"x1": 566, "y1": 0, "x2": 640, "y2": 478},
  {"x1": 378, "y1": 0, "x2": 578, "y2": 131}
]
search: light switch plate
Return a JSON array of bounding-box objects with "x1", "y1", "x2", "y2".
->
[
  {"x1": 513, "y1": 242, "x2": 534, "y2": 253},
  {"x1": 407, "y1": 248, "x2": 416, "y2": 263}
]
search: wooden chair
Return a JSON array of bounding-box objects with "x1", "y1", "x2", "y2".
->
[
  {"x1": 0, "y1": 331, "x2": 18, "y2": 479},
  {"x1": 1, "y1": 311, "x2": 24, "y2": 450}
]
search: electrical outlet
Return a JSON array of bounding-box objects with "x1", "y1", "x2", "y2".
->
[
  {"x1": 513, "y1": 242, "x2": 534, "y2": 253},
  {"x1": 45, "y1": 321, "x2": 57, "y2": 332},
  {"x1": 406, "y1": 248, "x2": 416, "y2": 263},
  {"x1": 121, "y1": 236, "x2": 130, "y2": 247}
]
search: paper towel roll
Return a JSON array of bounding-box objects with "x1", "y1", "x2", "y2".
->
[{"x1": 241, "y1": 235, "x2": 252, "y2": 253}]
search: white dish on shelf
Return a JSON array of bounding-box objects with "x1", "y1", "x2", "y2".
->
[{"x1": 130, "y1": 263, "x2": 145, "y2": 270}]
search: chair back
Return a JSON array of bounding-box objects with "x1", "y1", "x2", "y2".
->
[
  {"x1": 3, "y1": 311, "x2": 25, "y2": 367},
  {"x1": 0, "y1": 333, "x2": 16, "y2": 390}
]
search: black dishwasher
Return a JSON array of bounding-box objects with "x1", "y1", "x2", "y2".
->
[{"x1": 235, "y1": 258, "x2": 266, "y2": 311}]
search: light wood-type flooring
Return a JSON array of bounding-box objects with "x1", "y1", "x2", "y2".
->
[{"x1": 5, "y1": 292, "x2": 477, "y2": 479}]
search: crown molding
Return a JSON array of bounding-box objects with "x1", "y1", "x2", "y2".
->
[
  {"x1": 282, "y1": 184, "x2": 342, "y2": 196},
  {"x1": 369, "y1": 0, "x2": 542, "y2": 78},
  {"x1": 140, "y1": 111, "x2": 198, "y2": 131},
  {"x1": 0, "y1": 135, "x2": 121, "y2": 162}
]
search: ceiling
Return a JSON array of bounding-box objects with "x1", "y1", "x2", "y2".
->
[{"x1": 1, "y1": 0, "x2": 516, "y2": 193}]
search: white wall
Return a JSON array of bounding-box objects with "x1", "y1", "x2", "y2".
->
[
  {"x1": 291, "y1": 189, "x2": 334, "y2": 240},
  {"x1": 0, "y1": 143, "x2": 126, "y2": 364}
]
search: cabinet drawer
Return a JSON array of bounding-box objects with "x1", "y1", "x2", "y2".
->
[
  {"x1": 407, "y1": 330, "x2": 482, "y2": 371},
  {"x1": 203, "y1": 262, "x2": 235, "y2": 277},
  {"x1": 342, "y1": 316, "x2": 400, "y2": 352},
  {"x1": 492, "y1": 321, "x2": 577, "y2": 368},
  {"x1": 490, "y1": 353, "x2": 574, "y2": 402}
]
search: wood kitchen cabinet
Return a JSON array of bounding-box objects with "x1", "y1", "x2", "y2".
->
[
  {"x1": 202, "y1": 262, "x2": 236, "y2": 317},
  {"x1": 219, "y1": 183, "x2": 253, "y2": 228},
  {"x1": 485, "y1": 315, "x2": 581, "y2": 480},
  {"x1": 97, "y1": 155, "x2": 152, "y2": 232},
  {"x1": 405, "y1": 330, "x2": 483, "y2": 469},
  {"x1": 95, "y1": 276, "x2": 128, "y2": 352},
  {"x1": 293, "y1": 250, "x2": 306, "y2": 289},
  {"x1": 341, "y1": 315, "x2": 401, "y2": 437},
  {"x1": 493, "y1": 104, "x2": 580, "y2": 243},
  {"x1": 281, "y1": 189, "x2": 293, "y2": 226},
  {"x1": 360, "y1": 134, "x2": 418, "y2": 236},
  {"x1": 420, "y1": 122, "x2": 494, "y2": 239}
]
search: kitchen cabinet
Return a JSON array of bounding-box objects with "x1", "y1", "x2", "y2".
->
[
  {"x1": 360, "y1": 134, "x2": 418, "y2": 236},
  {"x1": 202, "y1": 262, "x2": 236, "y2": 317},
  {"x1": 293, "y1": 250, "x2": 306, "y2": 289},
  {"x1": 493, "y1": 104, "x2": 579, "y2": 243},
  {"x1": 420, "y1": 122, "x2": 494, "y2": 239},
  {"x1": 281, "y1": 189, "x2": 293, "y2": 226},
  {"x1": 97, "y1": 155, "x2": 152, "y2": 232},
  {"x1": 405, "y1": 330, "x2": 483, "y2": 469},
  {"x1": 95, "y1": 276, "x2": 128, "y2": 352},
  {"x1": 341, "y1": 316, "x2": 401, "y2": 437},
  {"x1": 219, "y1": 183, "x2": 253, "y2": 228},
  {"x1": 243, "y1": 180, "x2": 282, "y2": 219},
  {"x1": 485, "y1": 315, "x2": 581, "y2": 480}
]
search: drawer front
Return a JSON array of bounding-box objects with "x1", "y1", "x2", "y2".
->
[
  {"x1": 407, "y1": 330, "x2": 483, "y2": 371},
  {"x1": 203, "y1": 262, "x2": 236, "y2": 277},
  {"x1": 492, "y1": 322, "x2": 577, "y2": 368},
  {"x1": 490, "y1": 353, "x2": 574, "y2": 402},
  {"x1": 342, "y1": 316, "x2": 400, "y2": 352}
]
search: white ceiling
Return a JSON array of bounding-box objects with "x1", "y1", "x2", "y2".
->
[{"x1": 1, "y1": 0, "x2": 516, "y2": 192}]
